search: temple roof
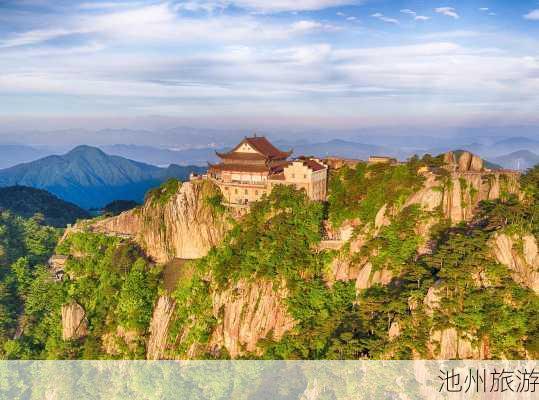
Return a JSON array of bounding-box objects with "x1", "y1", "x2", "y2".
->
[
  {"x1": 218, "y1": 136, "x2": 292, "y2": 160},
  {"x1": 215, "y1": 151, "x2": 267, "y2": 161}
]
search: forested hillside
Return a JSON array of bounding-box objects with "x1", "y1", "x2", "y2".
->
[
  {"x1": 0, "y1": 212, "x2": 60, "y2": 358},
  {"x1": 0, "y1": 186, "x2": 89, "y2": 227},
  {"x1": 0, "y1": 154, "x2": 537, "y2": 360}
]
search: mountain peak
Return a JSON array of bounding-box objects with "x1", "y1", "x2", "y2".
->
[
  {"x1": 67, "y1": 145, "x2": 107, "y2": 157},
  {"x1": 0, "y1": 146, "x2": 206, "y2": 209}
]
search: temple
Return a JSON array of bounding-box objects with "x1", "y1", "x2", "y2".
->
[{"x1": 208, "y1": 136, "x2": 328, "y2": 205}]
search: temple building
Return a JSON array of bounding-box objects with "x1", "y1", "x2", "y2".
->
[{"x1": 208, "y1": 136, "x2": 328, "y2": 205}]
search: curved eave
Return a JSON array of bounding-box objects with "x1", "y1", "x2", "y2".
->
[{"x1": 215, "y1": 151, "x2": 230, "y2": 158}]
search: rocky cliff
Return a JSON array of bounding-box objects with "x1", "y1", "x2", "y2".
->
[
  {"x1": 91, "y1": 180, "x2": 230, "y2": 263},
  {"x1": 209, "y1": 279, "x2": 295, "y2": 358},
  {"x1": 55, "y1": 151, "x2": 535, "y2": 361},
  {"x1": 147, "y1": 296, "x2": 177, "y2": 360},
  {"x1": 491, "y1": 233, "x2": 539, "y2": 293},
  {"x1": 409, "y1": 151, "x2": 519, "y2": 224}
]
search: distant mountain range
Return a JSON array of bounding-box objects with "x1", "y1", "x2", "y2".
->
[
  {"x1": 1, "y1": 135, "x2": 538, "y2": 172},
  {"x1": 0, "y1": 146, "x2": 205, "y2": 209},
  {"x1": 0, "y1": 186, "x2": 89, "y2": 227},
  {"x1": 103, "y1": 139, "x2": 539, "y2": 170},
  {"x1": 492, "y1": 150, "x2": 539, "y2": 171},
  {"x1": 0, "y1": 145, "x2": 50, "y2": 169},
  {"x1": 101, "y1": 140, "x2": 405, "y2": 167},
  {"x1": 101, "y1": 144, "x2": 219, "y2": 167}
]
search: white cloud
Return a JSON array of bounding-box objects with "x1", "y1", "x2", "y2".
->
[
  {"x1": 173, "y1": 1, "x2": 228, "y2": 13},
  {"x1": 400, "y1": 9, "x2": 429, "y2": 21},
  {"x1": 79, "y1": 3, "x2": 330, "y2": 42},
  {"x1": 1, "y1": 0, "x2": 539, "y2": 122},
  {"x1": 0, "y1": 29, "x2": 76, "y2": 48},
  {"x1": 435, "y1": 7, "x2": 459, "y2": 19},
  {"x1": 224, "y1": 0, "x2": 361, "y2": 13},
  {"x1": 346, "y1": 16, "x2": 357, "y2": 21},
  {"x1": 290, "y1": 20, "x2": 322, "y2": 32},
  {"x1": 400, "y1": 9, "x2": 416, "y2": 16},
  {"x1": 524, "y1": 9, "x2": 539, "y2": 21},
  {"x1": 79, "y1": 2, "x2": 141, "y2": 10},
  {"x1": 2, "y1": 37, "x2": 539, "y2": 123},
  {"x1": 479, "y1": 8, "x2": 489, "y2": 12},
  {"x1": 420, "y1": 30, "x2": 481, "y2": 40},
  {"x1": 371, "y1": 13, "x2": 399, "y2": 25}
]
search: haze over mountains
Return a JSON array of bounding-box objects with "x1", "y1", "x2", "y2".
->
[
  {"x1": 0, "y1": 146, "x2": 204, "y2": 209},
  {"x1": 492, "y1": 150, "x2": 539, "y2": 171},
  {"x1": 0, "y1": 130, "x2": 537, "y2": 209}
]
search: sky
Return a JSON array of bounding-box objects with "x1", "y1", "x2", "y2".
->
[{"x1": 1, "y1": 0, "x2": 539, "y2": 138}]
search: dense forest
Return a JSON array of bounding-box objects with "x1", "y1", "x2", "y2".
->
[
  {"x1": 0, "y1": 161, "x2": 537, "y2": 360},
  {"x1": 0, "y1": 186, "x2": 89, "y2": 227}
]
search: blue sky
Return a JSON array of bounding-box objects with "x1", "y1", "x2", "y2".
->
[{"x1": 1, "y1": 0, "x2": 539, "y2": 133}]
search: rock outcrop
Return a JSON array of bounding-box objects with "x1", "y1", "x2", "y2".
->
[
  {"x1": 61, "y1": 302, "x2": 88, "y2": 340},
  {"x1": 147, "y1": 296, "x2": 177, "y2": 360},
  {"x1": 355, "y1": 262, "x2": 393, "y2": 290},
  {"x1": 428, "y1": 328, "x2": 487, "y2": 359},
  {"x1": 405, "y1": 173, "x2": 443, "y2": 212},
  {"x1": 374, "y1": 204, "x2": 390, "y2": 229},
  {"x1": 491, "y1": 233, "x2": 539, "y2": 293},
  {"x1": 407, "y1": 153, "x2": 519, "y2": 224},
  {"x1": 209, "y1": 280, "x2": 295, "y2": 358},
  {"x1": 91, "y1": 180, "x2": 229, "y2": 263}
]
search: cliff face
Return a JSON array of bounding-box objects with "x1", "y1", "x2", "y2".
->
[
  {"x1": 441, "y1": 171, "x2": 518, "y2": 223},
  {"x1": 491, "y1": 233, "x2": 539, "y2": 293},
  {"x1": 209, "y1": 280, "x2": 295, "y2": 358},
  {"x1": 408, "y1": 152, "x2": 519, "y2": 224},
  {"x1": 328, "y1": 152, "x2": 520, "y2": 288},
  {"x1": 428, "y1": 328, "x2": 489, "y2": 360},
  {"x1": 91, "y1": 180, "x2": 229, "y2": 263},
  {"x1": 147, "y1": 296, "x2": 177, "y2": 360},
  {"x1": 55, "y1": 152, "x2": 532, "y2": 361}
]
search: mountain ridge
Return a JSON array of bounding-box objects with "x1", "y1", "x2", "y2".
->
[
  {"x1": 492, "y1": 150, "x2": 539, "y2": 171},
  {"x1": 0, "y1": 146, "x2": 205, "y2": 209}
]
